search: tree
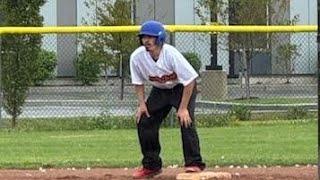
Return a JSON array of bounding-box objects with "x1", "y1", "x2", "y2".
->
[
  {"x1": 32, "y1": 49, "x2": 57, "y2": 86},
  {"x1": 182, "y1": 52, "x2": 202, "y2": 74},
  {"x1": 75, "y1": 48, "x2": 102, "y2": 85},
  {"x1": 276, "y1": 43, "x2": 300, "y2": 83},
  {"x1": 78, "y1": 0, "x2": 137, "y2": 85},
  {"x1": 195, "y1": 0, "x2": 295, "y2": 99},
  {"x1": 275, "y1": 15, "x2": 300, "y2": 84},
  {"x1": 0, "y1": 0, "x2": 45, "y2": 127}
]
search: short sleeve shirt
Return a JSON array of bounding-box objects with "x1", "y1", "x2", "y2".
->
[{"x1": 130, "y1": 44, "x2": 199, "y2": 89}]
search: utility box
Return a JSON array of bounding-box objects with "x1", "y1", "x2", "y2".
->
[{"x1": 200, "y1": 70, "x2": 227, "y2": 101}]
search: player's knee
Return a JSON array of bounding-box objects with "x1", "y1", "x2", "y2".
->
[{"x1": 137, "y1": 114, "x2": 153, "y2": 128}]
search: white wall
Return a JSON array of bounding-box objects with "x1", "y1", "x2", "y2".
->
[
  {"x1": 290, "y1": 0, "x2": 317, "y2": 74},
  {"x1": 41, "y1": 0, "x2": 57, "y2": 26},
  {"x1": 40, "y1": 0, "x2": 57, "y2": 52},
  {"x1": 174, "y1": 0, "x2": 212, "y2": 72},
  {"x1": 40, "y1": 0, "x2": 316, "y2": 75}
]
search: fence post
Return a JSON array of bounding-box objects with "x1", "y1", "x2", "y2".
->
[
  {"x1": 0, "y1": 35, "x2": 2, "y2": 125},
  {"x1": 317, "y1": 0, "x2": 320, "y2": 178},
  {"x1": 120, "y1": 53, "x2": 124, "y2": 100}
]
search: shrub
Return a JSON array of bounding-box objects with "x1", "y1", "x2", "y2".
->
[
  {"x1": 182, "y1": 52, "x2": 202, "y2": 73},
  {"x1": 287, "y1": 106, "x2": 308, "y2": 120},
  {"x1": 32, "y1": 49, "x2": 57, "y2": 86},
  {"x1": 74, "y1": 50, "x2": 101, "y2": 85},
  {"x1": 162, "y1": 113, "x2": 237, "y2": 128},
  {"x1": 229, "y1": 105, "x2": 252, "y2": 121},
  {"x1": 197, "y1": 114, "x2": 237, "y2": 127},
  {"x1": 90, "y1": 112, "x2": 135, "y2": 129}
]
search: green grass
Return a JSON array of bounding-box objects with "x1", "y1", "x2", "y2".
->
[
  {"x1": 0, "y1": 120, "x2": 316, "y2": 169},
  {"x1": 227, "y1": 97, "x2": 316, "y2": 104}
]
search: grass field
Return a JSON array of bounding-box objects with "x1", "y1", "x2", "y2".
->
[{"x1": 0, "y1": 120, "x2": 316, "y2": 169}]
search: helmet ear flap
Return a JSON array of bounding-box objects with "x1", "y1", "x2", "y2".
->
[
  {"x1": 139, "y1": 36, "x2": 143, "y2": 45},
  {"x1": 157, "y1": 30, "x2": 166, "y2": 45}
]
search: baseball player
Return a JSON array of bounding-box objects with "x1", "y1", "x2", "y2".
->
[{"x1": 130, "y1": 20, "x2": 206, "y2": 179}]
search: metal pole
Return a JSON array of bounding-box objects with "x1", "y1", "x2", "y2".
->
[
  {"x1": 120, "y1": 53, "x2": 124, "y2": 100},
  {"x1": 153, "y1": 0, "x2": 156, "y2": 20},
  {"x1": 0, "y1": 10, "x2": 3, "y2": 126},
  {"x1": 132, "y1": 0, "x2": 136, "y2": 24},
  {"x1": 308, "y1": 0, "x2": 311, "y2": 71},
  {"x1": 0, "y1": 35, "x2": 2, "y2": 125},
  {"x1": 206, "y1": 0, "x2": 222, "y2": 70},
  {"x1": 95, "y1": 0, "x2": 98, "y2": 25},
  {"x1": 317, "y1": 0, "x2": 320, "y2": 179}
]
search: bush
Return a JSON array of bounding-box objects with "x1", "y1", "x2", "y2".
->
[
  {"x1": 90, "y1": 111, "x2": 135, "y2": 129},
  {"x1": 229, "y1": 105, "x2": 252, "y2": 121},
  {"x1": 287, "y1": 106, "x2": 308, "y2": 120},
  {"x1": 161, "y1": 112, "x2": 237, "y2": 128},
  {"x1": 32, "y1": 49, "x2": 57, "y2": 86},
  {"x1": 182, "y1": 52, "x2": 202, "y2": 73},
  {"x1": 197, "y1": 114, "x2": 237, "y2": 127},
  {"x1": 2, "y1": 110, "x2": 314, "y2": 131},
  {"x1": 74, "y1": 50, "x2": 101, "y2": 85}
]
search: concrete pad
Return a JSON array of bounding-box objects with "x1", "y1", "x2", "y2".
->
[{"x1": 176, "y1": 171, "x2": 232, "y2": 180}]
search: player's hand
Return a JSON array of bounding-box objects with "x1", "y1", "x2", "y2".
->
[
  {"x1": 177, "y1": 108, "x2": 192, "y2": 128},
  {"x1": 135, "y1": 103, "x2": 150, "y2": 124}
]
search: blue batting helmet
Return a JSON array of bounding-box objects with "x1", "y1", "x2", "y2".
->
[{"x1": 139, "y1": 20, "x2": 166, "y2": 45}]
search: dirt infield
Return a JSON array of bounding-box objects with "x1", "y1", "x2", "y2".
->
[{"x1": 0, "y1": 166, "x2": 316, "y2": 180}]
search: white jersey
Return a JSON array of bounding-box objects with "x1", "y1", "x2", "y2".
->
[{"x1": 130, "y1": 44, "x2": 199, "y2": 89}]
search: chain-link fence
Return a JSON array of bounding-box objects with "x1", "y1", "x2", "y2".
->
[{"x1": 0, "y1": 31, "x2": 317, "y2": 126}]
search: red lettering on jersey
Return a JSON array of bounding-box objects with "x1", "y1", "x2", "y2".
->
[{"x1": 149, "y1": 72, "x2": 177, "y2": 83}]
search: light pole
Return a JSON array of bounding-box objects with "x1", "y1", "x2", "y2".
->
[
  {"x1": 119, "y1": 53, "x2": 124, "y2": 100},
  {"x1": 317, "y1": 0, "x2": 320, "y2": 179},
  {"x1": 206, "y1": 0, "x2": 222, "y2": 70},
  {"x1": 153, "y1": 0, "x2": 156, "y2": 20},
  {"x1": 132, "y1": 0, "x2": 136, "y2": 24},
  {"x1": 113, "y1": 50, "x2": 124, "y2": 100},
  {"x1": 0, "y1": 11, "x2": 4, "y2": 125}
]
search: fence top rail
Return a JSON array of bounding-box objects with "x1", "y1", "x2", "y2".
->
[{"x1": 0, "y1": 25, "x2": 316, "y2": 34}]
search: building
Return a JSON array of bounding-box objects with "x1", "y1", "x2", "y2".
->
[{"x1": 40, "y1": 0, "x2": 317, "y2": 77}]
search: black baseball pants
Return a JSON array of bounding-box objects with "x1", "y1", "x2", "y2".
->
[{"x1": 137, "y1": 83, "x2": 205, "y2": 170}]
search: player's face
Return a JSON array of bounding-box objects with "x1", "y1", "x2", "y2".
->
[{"x1": 141, "y1": 35, "x2": 158, "y2": 51}]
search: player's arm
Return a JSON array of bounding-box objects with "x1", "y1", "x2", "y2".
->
[
  {"x1": 134, "y1": 85, "x2": 150, "y2": 123},
  {"x1": 179, "y1": 80, "x2": 195, "y2": 110},
  {"x1": 135, "y1": 85, "x2": 146, "y2": 106},
  {"x1": 170, "y1": 48, "x2": 198, "y2": 128},
  {"x1": 177, "y1": 80, "x2": 195, "y2": 128},
  {"x1": 130, "y1": 57, "x2": 150, "y2": 123}
]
